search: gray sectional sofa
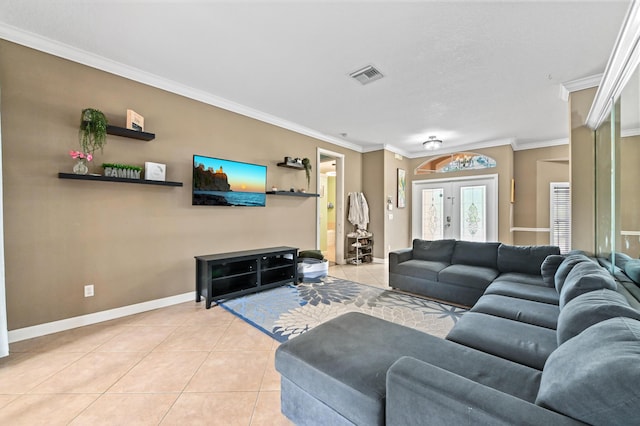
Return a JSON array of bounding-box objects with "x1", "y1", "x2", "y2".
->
[
  {"x1": 275, "y1": 242, "x2": 640, "y2": 425},
  {"x1": 389, "y1": 239, "x2": 561, "y2": 306}
]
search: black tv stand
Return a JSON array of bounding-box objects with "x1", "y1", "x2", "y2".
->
[{"x1": 195, "y1": 246, "x2": 298, "y2": 308}]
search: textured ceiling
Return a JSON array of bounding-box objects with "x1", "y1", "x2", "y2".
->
[{"x1": 0, "y1": 1, "x2": 631, "y2": 156}]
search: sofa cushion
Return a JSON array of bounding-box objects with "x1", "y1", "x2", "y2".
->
[
  {"x1": 493, "y1": 272, "x2": 545, "y2": 287},
  {"x1": 557, "y1": 289, "x2": 640, "y2": 344},
  {"x1": 446, "y1": 312, "x2": 557, "y2": 370},
  {"x1": 497, "y1": 244, "x2": 560, "y2": 275},
  {"x1": 536, "y1": 317, "x2": 640, "y2": 426},
  {"x1": 391, "y1": 259, "x2": 448, "y2": 282},
  {"x1": 437, "y1": 264, "x2": 499, "y2": 290},
  {"x1": 624, "y1": 259, "x2": 640, "y2": 285},
  {"x1": 613, "y1": 252, "x2": 632, "y2": 270},
  {"x1": 276, "y1": 312, "x2": 543, "y2": 426},
  {"x1": 541, "y1": 255, "x2": 565, "y2": 287},
  {"x1": 559, "y1": 261, "x2": 617, "y2": 309},
  {"x1": 451, "y1": 241, "x2": 500, "y2": 269},
  {"x1": 554, "y1": 254, "x2": 591, "y2": 292},
  {"x1": 484, "y1": 281, "x2": 559, "y2": 305},
  {"x1": 471, "y1": 294, "x2": 559, "y2": 329},
  {"x1": 412, "y1": 239, "x2": 456, "y2": 262}
]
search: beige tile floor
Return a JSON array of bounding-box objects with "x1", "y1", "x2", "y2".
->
[{"x1": 0, "y1": 262, "x2": 388, "y2": 425}]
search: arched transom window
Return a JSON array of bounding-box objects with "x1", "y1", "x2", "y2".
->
[{"x1": 415, "y1": 152, "x2": 497, "y2": 174}]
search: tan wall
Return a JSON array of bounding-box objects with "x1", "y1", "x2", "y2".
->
[
  {"x1": 384, "y1": 150, "x2": 411, "y2": 254},
  {"x1": 569, "y1": 87, "x2": 597, "y2": 254},
  {"x1": 327, "y1": 176, "x2": 336, "y2": 229},
  {"x1": 409, "y1": 145, "x2": 514, "y2": 244},
  {"x1": 512, "y1": 145, "x2": 569, "y2": 245},
  {"x1": 362, "y1": 150, "x2": 384, "y2": 258},
  {"x1": 358, "y1": 149, "x2": 411, "y2": 259},
  {"x1": 0, "y1": 41, "x2": 362, "y2": 329}
]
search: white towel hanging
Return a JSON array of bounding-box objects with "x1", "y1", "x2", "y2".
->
[{"x1": 348, "y1": 192, "x2": 369, "y2": 230}]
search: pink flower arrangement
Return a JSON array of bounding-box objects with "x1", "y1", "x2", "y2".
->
[{"x1": 69, "y1": 150, "x2": 93, "y2": 162}]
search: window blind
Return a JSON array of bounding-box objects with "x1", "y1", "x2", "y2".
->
[{"x1": 550, "y1": 182, "x2": 571, "y2": 254}]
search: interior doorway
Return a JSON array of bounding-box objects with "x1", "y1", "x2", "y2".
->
[
  {"x1": 317, "y1": 149, "x2": 345, "y2": 264},
  {"x1": 412, "y1": 175, "x2": 498, "y2": 242}
]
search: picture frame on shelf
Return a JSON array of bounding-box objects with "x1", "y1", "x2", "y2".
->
[
  {"x1": 126, "y1": 109, "x2": 144, "y2": 132},
  {"x1": 145, "y1": 162, "x2": 166, "y2": 181}
]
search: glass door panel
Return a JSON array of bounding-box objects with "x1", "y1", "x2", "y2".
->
[
  {"x1": 460, "y1": 185, "x2": 486, "y2": 241},
  {"x1": 413, "y1": 176, "x2": 497, "y2": 242},
  {"x1": 421, "y1": 188, "x2": 444, "y2": 240}
]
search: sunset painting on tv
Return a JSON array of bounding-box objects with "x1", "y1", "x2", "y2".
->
[{"x1": 192, "y1": 155, "x2": 267, "y2": 206}]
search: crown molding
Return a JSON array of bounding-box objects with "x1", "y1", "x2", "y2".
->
[
  {"x1": 0, "y1": 23, "x2": 364, "y2": 154},
  {"x1": 382, "y1": 144, "x2": 412, "y2": 158},
  {"x1": 361, "y1": 144, "x2": 386, "y2": 153},
  {"x1": 403, "y1": 138, "x2": 515, "y2": 158},
  {"x1": 361, "y1": 143, "x2": 413, "y2": 159},
  {"x1": 587, "y1": 0, "x2": 640, "y2": 129},
  {"x1": 559, "y1": 74, "x2": 603, "y2": 101},
  {"x1": 512, "y1": 137, "x2": 568, "y2": 151},
  {"x1": 373, "y1": 135, "x2": 569, "y2": 158},
  {"x1": 621, "y1": 126, "x2": 640, "y2": 137}
]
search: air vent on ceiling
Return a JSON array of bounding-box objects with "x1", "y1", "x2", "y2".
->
[{"x1": 349, "y1": 65, "x2": 384, "y2": 85}]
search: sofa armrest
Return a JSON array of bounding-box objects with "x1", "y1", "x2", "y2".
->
[
  {"x1": 389, "y1": 248, "x2": 413, "y2": 271},
  {"x1": 386, "y1": 357, "x2": 585, "y2": 426}
]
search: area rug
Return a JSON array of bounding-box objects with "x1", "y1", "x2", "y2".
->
[{"x1": 219, "y1": 276, "x2": 467, "y2": 342}]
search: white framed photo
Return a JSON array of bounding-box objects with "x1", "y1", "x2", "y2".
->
[{"x1": 145, "y1": 162, "x2": 166, "y2": 181}]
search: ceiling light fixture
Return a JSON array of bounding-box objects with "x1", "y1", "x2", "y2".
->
[{"x1": 423, "y1": 136, "x2": 443, "y2": 150}]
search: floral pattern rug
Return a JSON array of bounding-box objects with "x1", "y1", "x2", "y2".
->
[{"x1": 219, "y1": 276, "x2": 467, "y2": 342}]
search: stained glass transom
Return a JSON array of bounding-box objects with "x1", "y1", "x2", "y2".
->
[{"x1": 415, "y1": 152, "x2": 497, "y2": 174}]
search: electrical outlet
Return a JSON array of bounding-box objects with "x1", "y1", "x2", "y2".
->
[{"x1": 84, "y1": 284, "x2": 94, "y2": 297}]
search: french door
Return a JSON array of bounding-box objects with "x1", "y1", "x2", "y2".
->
[{"x1": 412, "y1": 175, "x2": 498, "y2": 242}]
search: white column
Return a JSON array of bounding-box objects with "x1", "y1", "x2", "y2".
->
[{"x1": 0, "y1": 85, "x2": 8, "y2": 357}]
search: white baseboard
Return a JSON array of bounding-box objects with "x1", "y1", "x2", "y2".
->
[
  {"x1": 372, "y1": 257, "x2": 386, "y2": 264},
  {"x1": 8, "y1": 291, "x2": 195, "y2": 343}
]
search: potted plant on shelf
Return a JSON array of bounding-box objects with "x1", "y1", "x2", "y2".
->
[
  {"x1": 79, "y1": 108, "x2": 108, "y2": 154},
  {"x1": 71, "y1": 108, "x2": 108, "y2": 175},
  {"x1": 302, "y1": 158, "x2": 312, "y2": 190}
]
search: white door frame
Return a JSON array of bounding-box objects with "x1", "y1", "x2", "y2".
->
[
  {"x1": 317, "y1": 148, "x2": 345, "y2": 264},
  {"x1": 412, "y1": 174, "x2": 498, "y2": 241},
  {"x1": 0, "y1": 85, "x2": 8, "y2": 357}
]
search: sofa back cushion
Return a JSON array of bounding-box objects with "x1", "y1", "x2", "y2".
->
[
  {"x1": 556, "y1": 289, "x2": 640, "y2": 345},
  {"x1": 559, "y1": 261, "x2": 617, "y2": 309},
  {"x1": 412, "y1": 239, "x2": 456, "y2": 263},
  {"x1": 554, "y1": 254, "x2": 592, "y2": 292},
  {"x1": 540, "y1": 255, "x2": 565, "y2": 288},
  {"x1": 497, "y1": 244, "x2": 560, "y2": 275},
  {"x1": 624, "y1": 259, "x2": 640, "y2": 285},
  {"x1": 451, "y1": 241, "x2": 500, "y2": 269},
  {"x1": 536, "y1": 317, "x2": 640, "y2": 426},
  {"x1": 613, "y1": 252, "x2": 632, "y2": 270}
]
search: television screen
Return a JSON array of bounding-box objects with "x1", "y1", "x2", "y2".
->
[{"x1": 193, "y1": 155, "x2": 267, "y2": 207}]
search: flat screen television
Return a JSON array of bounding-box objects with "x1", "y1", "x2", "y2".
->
[{"x1": 193, "y1": 155, "x2": 267, "y2": 207}]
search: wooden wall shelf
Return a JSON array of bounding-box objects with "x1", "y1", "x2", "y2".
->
[
  {"x1": 106, "y1": 125, "x2": 155, "y2": 141},
  {"x1": 277, "y1": 162, "x2": 304, "y2": 170},
  {"x1": 58, "y1": 173, "x2": 182, "y2": 187},
  {"x1": 267, "y1": 191, "x2": 319, "y2": 198}
]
